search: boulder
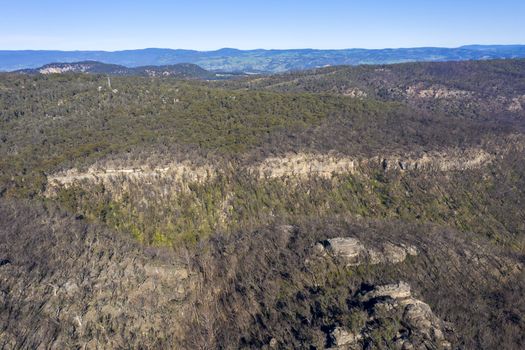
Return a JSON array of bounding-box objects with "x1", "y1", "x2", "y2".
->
[
  {"x1": 330, "y1": 327, "x2": 361, "y2": 347},
  {"x1": 402, "y1": 300, "x2": 452, "y2": 348},
  {"x1": 316, "y1": 237, "x2": 418, "y2": 267},
  {"x1": 383, "y1": 243, "x2": 408, "y2": 263},
  {"x1": 63, "y1": 281, "x2": 79, "y2": 296},
  {"x1": 324, "y1": 237, "x2": 365, "y2": 266}
]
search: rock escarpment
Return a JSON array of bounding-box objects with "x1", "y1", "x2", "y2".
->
[{"x1": 45, "y1": 146, "x2": 498, "y2": 192}]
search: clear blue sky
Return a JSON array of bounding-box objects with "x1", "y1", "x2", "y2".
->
[{"x1": 1, "y1": 0, "x2": 524, "y2": 50}]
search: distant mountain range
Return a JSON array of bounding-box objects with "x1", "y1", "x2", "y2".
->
[
  {"x1": 1, "y1": 45, "x2": 525, "y2": 73},
  {"x1": 16, "y1": 61, "x2": 218, "y2": 79}
]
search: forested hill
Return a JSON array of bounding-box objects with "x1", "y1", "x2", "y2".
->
[
  {"x1": 17, "y1": 61, "x2": 218, "y2": 79},
  {"x1": 1, "y1": 44, "x2": 525, "y2": 72},
  {"x1": 226, "y1": 59, "x2": 525, "y2": 118}
]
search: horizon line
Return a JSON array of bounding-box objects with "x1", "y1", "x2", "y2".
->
[{"x1": 2, "y1": 43, "x2": 525, "y2": 53}]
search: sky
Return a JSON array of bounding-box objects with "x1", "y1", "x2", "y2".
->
[{"x1": 0, "y1": 0, "x2": 524, "y2": 51}]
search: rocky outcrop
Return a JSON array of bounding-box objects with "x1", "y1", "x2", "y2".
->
[
  {"x1": 47, "y1": 162, "x2": 214, "y2": 188},
  {"x1": 45, "y1": 162, "x2": 216, "y2": 199},
  {"x1": 327, "y1": 282, "x2": 453, "y2": 349},
  {"x1": 252, "y1": 148, "x2": 495, "y2": 181},
  {"x1": 316, "y1": 237, "x2": 365, "y2": 265},
  {"x1": 407, "y1": 84, "x2": 473, "y2": 100},
  {"x1": 39, "y1": 64, "x2": 92, "y2": 74},
  {"x1": 343, "y1": 88, "x2": 368, "y2": 99},
  {"x1": 361, "y1": 281, "x2": 413, "y2": 301},
  {"x1": 329, "y1": 327, "x2": 362, "y2": 348},
  {"x1": 378, "y1": 148, "x2": 494, "y2": 172},
  {"x1": 507, "y1": 95, "x2": 525, "y2": 112},
  {"x1": 315, "y1": 237, "x2": 418, "y2": 267}
]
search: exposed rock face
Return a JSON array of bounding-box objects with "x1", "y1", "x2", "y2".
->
[
  {"x1": 316, "y1": 237, "x2": 418, "y2": 267},
  {"x1": 378, "y1": 148, "x2": 494, "y2": 172},
  {"x1": 343, "y1": 88, "x2": 368, "y2": 99},
  {"x1": 253, "y1": 148, "x2": 496, "y2": 180},
  {"x1": 47, "y1": 162, "x2": 215, "y2": 189},
  {"x1": 407, "y1": 84, "x2": 473, "y2": 100},
  {"x1": 329, "y1": 327, "x2": 362, "y2": 348},
  {"x1": 507, "y1": 95, "x2": 525, "y2": 112},
  {"x1": 253, "y1": 153, "x2": 357, "y2": 179},
  {"x1": 361, "y1": 281, "x2": 413, "y2": 301},
  {"x1": 39, "y1": 64, "x2": 91, "y2": 74},
  {"x1": 46, "y1": 147, "x2": 499, "y2": 195},
  {"x1": 320, "y1": 237, "x2": 365, "y2": 265},
  {"x1": 327, "y1": 282, "x2": 453, "y2": 350}
]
